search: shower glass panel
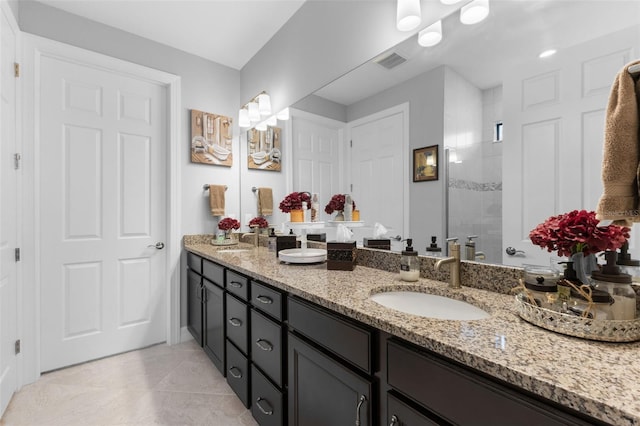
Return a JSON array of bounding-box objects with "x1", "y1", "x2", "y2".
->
[{"x1": 446, "y1": 142, "x2": 503, "y2": 263}]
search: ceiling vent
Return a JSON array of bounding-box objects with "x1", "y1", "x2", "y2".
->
[{"x1": 374, "y1": 52, "x2": 407, "y2": 70}]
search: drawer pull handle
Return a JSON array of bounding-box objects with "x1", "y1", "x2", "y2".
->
[
  {"x1": 389, "y1": 415, "x2": 398, "y2": 426},
  {"x1": 355, "y1": 395, "x2": 366, "y2": 426},
  {"x1": 228, "y1": 366, "x2": 242, "y2": 379},
  {"x1": 256, "y1": 295, "x2": 273, "y2": 304},
  {"x1": 229, "y1": 281, "x2": 243, "y2": 288},
  {"x1": 255, "y1": 397, "x2": 274, "y2": 416},
  {"x1": 256, "y1": 339, "x2": 273, "y2": 351},
  {"x1": 228, "y1": 317, "x2": 242, "y2": 327}
]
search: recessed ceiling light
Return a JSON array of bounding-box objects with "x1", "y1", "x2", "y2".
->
[{"x1": 539, "y1": 49, "x2": 557, "y2": 58}]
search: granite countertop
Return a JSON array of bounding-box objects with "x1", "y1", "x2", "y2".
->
[{"x1": 185, "y1": 241, "x2": 640, "y2": 425}]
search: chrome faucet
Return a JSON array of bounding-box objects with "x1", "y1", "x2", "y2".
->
[{"x1": 434, "y1": 242, "x2": 462, "y2": 289}]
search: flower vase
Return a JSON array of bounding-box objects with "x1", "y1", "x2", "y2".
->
[
  {"x1": 334, "y1": 211, "x2": 344, "y2": 221},
  {"x1": 570, "y1": 252, "x2": 598, "y2": 284},
  {"x1": 290, "y1": 209, "x2": 304, "y2": 222},
  {"x1": 224, "y1": 230, "x2": 233, "y2": 240}
]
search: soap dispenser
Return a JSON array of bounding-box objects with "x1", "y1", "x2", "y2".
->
[
  {"x1": 592, "y1": 251, "x2": 636, "y2": 320},
  {"x1": 426, "y1": 236, "x2": 442, "y2": 257},
  {"x1": 267, "y1": 228, "x2": 277, "y2": 252},
  {"x1": 616, "y1": 241, "x2": 640, "y2": 282},
  {"x1": 400, "y1": 239, "x2": 420, "y2": 282}
]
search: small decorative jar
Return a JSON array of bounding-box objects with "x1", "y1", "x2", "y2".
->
[
  {"x1": 290, "y1": 209, "x2": 304, "y2": 222},
  {"x1": 523, "y1": 265, "x2": 560, "y2": 310},
  {"x1": 591, "y1": 251, "x2": 637, "y2": 320}
]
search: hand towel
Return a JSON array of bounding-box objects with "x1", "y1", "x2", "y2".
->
[
  {"x1": 258, "y1": 187, "x2": 273, "y2": 216},
  {"x1": 208, "y1": 184, "x2": 226, "y2": 216},
  {"x1": 596, "y1": 60, "x2": 640, "y2": 224}
]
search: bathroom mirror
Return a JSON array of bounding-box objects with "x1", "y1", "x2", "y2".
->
[{"x1": 290, "y1": 0, "x2": 640, "y2": 267}]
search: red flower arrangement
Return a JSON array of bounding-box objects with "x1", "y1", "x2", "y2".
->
[
  {"x1": 218, "y1": 217, "x2": 240, "y2": 231},
  {"x1": 279, "y1": 192, "x2": 311, "y2": 213},
  {"x1": 529, "y1": 210, "x2": 629, "y2": 257},
  {"x1": 324, "y1": 194, "x2": 356, "y2": 214},
  {"x1": 249, "y1": 217, "x2": 269, "y2": 229}
]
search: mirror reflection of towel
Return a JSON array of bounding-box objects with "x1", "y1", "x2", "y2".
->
[
  {"x1": 209, "y1": 185, "x2": 225, "y2": 216},
  {"x1": 258, "y1": 187, "x2": 273, "y2": 216}
]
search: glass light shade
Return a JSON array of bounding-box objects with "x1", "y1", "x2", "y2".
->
[
  {"x1": 255, "y1": 121, "x2": 267, "y2": 131},
  {"x1": 539, "y1": 49, "x2": 557, "y2": 58},
  {"x1": 418, "y1": 21, "x2": 442, "y2": 47},
  {"x1": 460, "y1": 0, "x2": 490, "y2": 25},
  {"x1": 248, "y1": 101, "x2": 260, "y2": 121},
  {"x1": 238, "y1": 108, "x2": 250, "y2": 128},
  {"x1": 440, "y1": 0, "x2": 462, "y2": 4},
  {"x1": 396, "y1": 0, "x2": 421, "y2": 31},
  {"x1": 266, "y1": 115, "x2": 277, "y2": 126},
  {"x1": 276, "y1": 108, "x2": 290, "y2": 120},
  {"x1": 258, "y1": 93, "x2": 272, "y2": 116}
]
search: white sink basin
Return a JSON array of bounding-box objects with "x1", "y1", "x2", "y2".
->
[{"x1": 370, "y1": 291, "x2": 490, "y2": 320}]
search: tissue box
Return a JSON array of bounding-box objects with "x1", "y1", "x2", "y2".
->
[
  {"x1": 276, "y1": 236, "x2": 299, "y2": 253},
  {"x1": 327, "y1": 241, "x2": 357, "y2": 271},
  {"x1": 363, "y1": 238, "x2": 391, "y2": 250},
  {"x1": 307, "y1": 233, "x2": 326, "y2": 242}
]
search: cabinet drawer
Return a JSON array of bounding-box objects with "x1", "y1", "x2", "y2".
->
[
  {"x1": 226, "y1": 341, "x2": 250, "y2": 408},
  {"x1": 387, "y1": 340, "x2": 591, "y2": 426},
  {"x1": 251, "y1": 309, "x2": 283, "y2": 387},
  {"x1": 226, "y1": 294, "x2": 249, "y2": 355},
  {"x1": 288, "y1": 297, "x2": 372, "y2": 374},
  {"x1": 226, "y1": 270, "x2": 249, "y2": 301},
  {"x1": 251, "y1": 281, "x2": 284, "y2": 321},
  {"x1": 251, "y1": 364, "x2": 284, "y2": 426},
  {"x1": 187, "y1": 252, "x2": 202, "y2": 274},
  {"x1": 387, "y1": 392, "x2": 439, "y2": 426},
  {"x1": 202, "y1": 259, "x2": 224, "y2": 287}
]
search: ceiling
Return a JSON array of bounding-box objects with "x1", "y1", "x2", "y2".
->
[
  {"x1": 30, "y1": 0, "x2": 307, "y2": 70},
  {"x1": 315, "y1": 0, "x2": 640, "y2": 106}
]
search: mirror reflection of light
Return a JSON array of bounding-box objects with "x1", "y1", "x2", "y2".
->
[
  {"x1": 539, "y1": 49, "x2": 557, "y2": 58},
  {"x1": 418, "y1": 20, "x2": 443, "y2": 47},
  {"x1": 460, "y1": 0, "x2": 490, "y2": 25},
  {"x1": 494, "y1": 334, "x2": 506, "y2": 350}
]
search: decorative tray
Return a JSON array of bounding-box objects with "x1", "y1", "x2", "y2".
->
[
  {"x1": 211, "y1": 239, "x2": 238, "y2": 246},
  {"x1": 515, "y1": 293, "x2": 640, "y2": 342}
]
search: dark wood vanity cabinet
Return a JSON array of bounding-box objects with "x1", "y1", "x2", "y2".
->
[
  {"x1": 186, "y1": 257, "x2": 203, "y2": 346},
  {"x1": 287, "y1": 297, "x2": 374, "y2": 426},
  {"x1": 202, "y1": 279, "x2": 224, "y2": 372}
]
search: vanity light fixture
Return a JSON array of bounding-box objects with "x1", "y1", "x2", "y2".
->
[
  {"x1": 276, "y1": 108, "x2": 290, "y2": 121},
  {"x1": 397, "y1": 0, "x2": 421, "y2": 31},
  {"x1": 418, "y1": 20, "x2": 443, "y2": 47},
  {"x1": 238, "y1": 108, "x2": 250, "y2": 128},
  {"x1": 460, "y1": 0, "x2": 490, "y2": 25},
  {"x1": 247, "y1": 101, "x2": 260, "y2": 122},
  {"x1": 539, "y1": 49, "x2": 557, "y2": 58},
  {"x1": 266, "y1": 115, "x2": 277, "y2": 126},
  {"x1": 257, "y1": 92, "x2": 272, "y2": 116},
  {"x1": 255, "y1": 121, "x2": 268, "y2": 131}
]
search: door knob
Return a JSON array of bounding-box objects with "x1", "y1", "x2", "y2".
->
[
  {"x1": 505, "y1": 247, "x2": 524, "y2": 256},
  {"x1": 148, "y1": 242, "x2": 165, "y2": 250}
]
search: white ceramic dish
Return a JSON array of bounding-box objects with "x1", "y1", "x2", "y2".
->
[{"x1": 278, "y1": 248, "x2": 327, "y2": 264}]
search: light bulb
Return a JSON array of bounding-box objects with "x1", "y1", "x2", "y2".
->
[
  {"x1": 248, "y1": 101, "x2": 260, "y2": 122},
  {"x1": 257, "y1": 93, "x2": 272, "y2": 116},
  {"x1": 396, "y1": 0, "x2": 421, "y2": 31},
  {"x1": 418, "y1": 21, "x2": 442, "y2": 47},
  {"x1": 238, "y1": 108, "x2": 250, "y2": 128},
  {"x1": 460, "y1": 0, "x2": 490, "y2": 25}
]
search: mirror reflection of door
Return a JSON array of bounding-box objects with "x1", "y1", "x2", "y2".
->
[{"x1": 503, "y1": 26, "x2": 639, "y2": 267}]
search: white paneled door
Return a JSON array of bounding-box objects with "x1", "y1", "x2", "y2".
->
[
  {"x1": 502, "y1": 27, "x2": 638, "y2": 267},
  {"x1": 349, "y1": 106, "x2": 407, "y2": 241},
  {"x1": 0, "y1": 5, "x2": 19, "y2": 416},
  {"x1": 39, "y1": 54, "x2": 167, "y2": 372}
]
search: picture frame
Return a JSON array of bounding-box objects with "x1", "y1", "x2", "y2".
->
[
  {"x1": 190, "y1": 109, "x2": 233, "y2": 167},
  {"x1": 413, "y1": 145, "x2": 439, "y2": 182},
  {"x1": 247, "y1": 126, "x2": 282, "y2": 171}
]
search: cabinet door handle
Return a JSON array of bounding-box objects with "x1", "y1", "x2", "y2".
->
[
  {"x1": 255, "y1": 339, "x2": 273, "y2": 351},
  {"x1": 229, "y1": 281, "x2": 243, "y2": 288},
  {"x1": 228, "y1": 366, "x2": 242, "y2": 379},
  {"x1": 255, "y1": 397, "x2": 274, "y2": 416},
  {"x1": 256, "y1": 295, "x2": 273, "y2": 304},
  {"x1": 228, "y1": 317, "x2": 242, "y2": 327},
  {"x1": 389, "y1": 415, "x2": 398, "y2": 426},
  {"x1": 355, "y1": 395, "x2": 366, "y2": 426}
]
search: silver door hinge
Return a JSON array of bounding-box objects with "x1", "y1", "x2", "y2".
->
[
  {"x1": 15, "y1": 248, "x2": 20, "y2": 262},
  {"x1": 14, "y1": 153, "x2": 21, "y2": 169},
  {"x1": 15, "y1": 340, "x2": 20, "y2": 355},
  {"x1": 14, "y1": 62, "x2": 19, "y2": 78}
]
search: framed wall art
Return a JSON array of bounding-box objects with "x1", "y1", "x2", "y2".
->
[
  {"x1": 247, "y1": 126, "x2": 282, "y2": 171},
  {"x1": 190, "y1": 109, "x2": 233, "y2": 167},
  {"x1": 413, "y1": 145, "x2": 438, "y2": 182}
]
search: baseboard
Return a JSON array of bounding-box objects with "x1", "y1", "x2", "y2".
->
[{"x1": 180, "y1": 326, "x2": 194, "y2": 343}]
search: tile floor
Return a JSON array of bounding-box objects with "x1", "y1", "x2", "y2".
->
[{"x1": 0, "y1": 340, "x2": 258, "y2": 426}]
